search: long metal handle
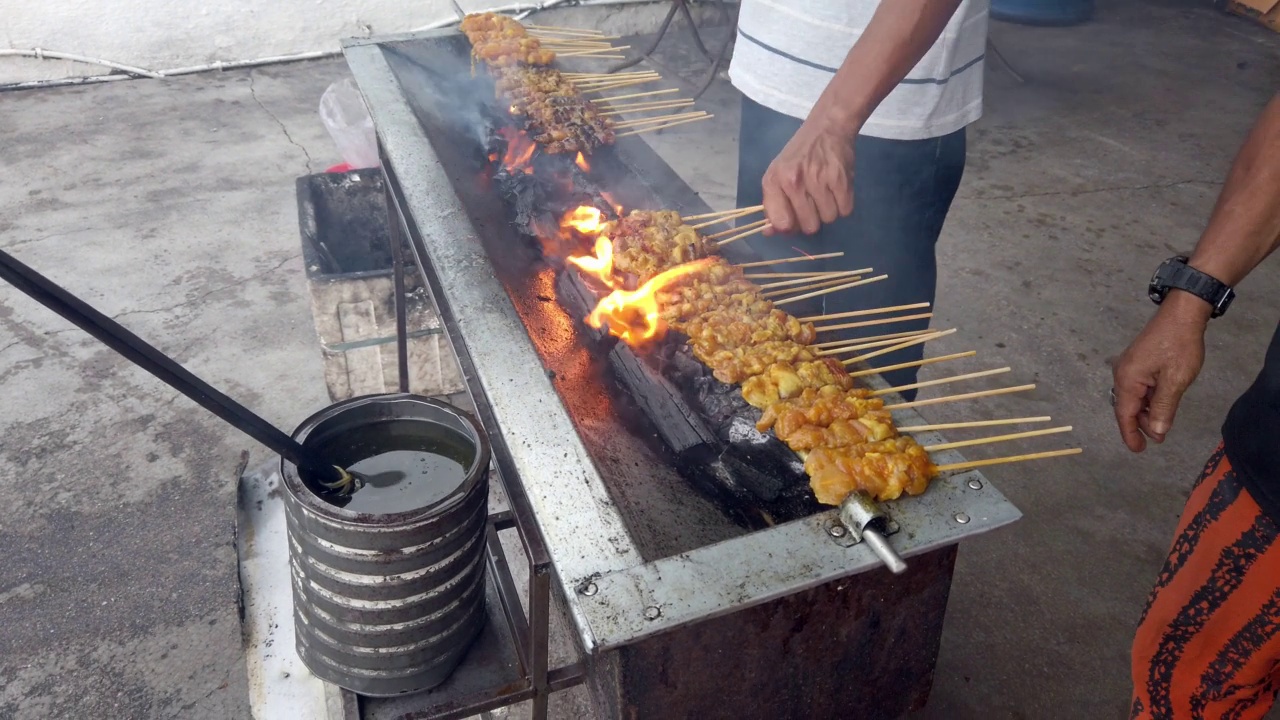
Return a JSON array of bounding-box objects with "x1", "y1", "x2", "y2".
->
[{"x1": 0, "y1": 247, "x2": 340, "y2": 483}]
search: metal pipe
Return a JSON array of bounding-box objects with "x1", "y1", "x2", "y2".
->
[{"x1": 861, "y1": 529, "x2": 908, "y2": 575}]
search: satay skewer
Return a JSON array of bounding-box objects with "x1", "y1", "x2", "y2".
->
[
  {"x1": 815, "y1": 333, "x2": 934, "y2": 355},
  {"x1": 595, "y1": 88, "x2": 682, "y2": 102},
  {"x1": 599, "y1": 101, "x2": 695, "y2": 116},
  {"x1": 812, "y1": 316, "x2": 937, "y2": 351},
  {"x1": 886, "y1": 384, "x2": 1037, "y2": 411},
  {"x1": 705, "y1": 218, "x2": 770, "y2": 239},
  {"x1": 690, "y1": 210, "x2": 763, "y2": 230},
  {"x1": 773, "y1": 274, "x2": 888, "y2": 305},
  {"x1": 800, "y1": 302, "x2": 932, "y2": 323},
  {"x1": 757, "y1": 269, "x2": 871, "y2": 289},
  {"x1": 682, "y1": 204, "x2": 765, "y2": 222},
  {"x1": 843, "y1": 328, "x2": 955, "y2": 365},
  {"x1": 846, "y1": 351, "x2": 976, "y2": 378},
  {"x1": 714, "y1": 221, "x2": 772, "y2": 246},
  {"x1": 923, "y1": 426, "x2": 1073, "y2": 452},
  {"x1": 559, "y1": 46, "x2": 632, "y2": 57},
  {"x1": 612, "y1": 111, "x2": 708, "y2": 128},
  {"x1": 744, "y1": 268, "x2": 856, "y2": 279},
  {"x1": 616, "y1": 114, "x2": 715, "y2": 137},
  {"x1": 872, "y1": 367, "x2": 1012, "y2": 396},
  {"x1": 526, "y1": 23, "x2": 610, "y2": 34},
  {"x1": 811, "y1": 328, "x2": 932, "y2": 350},
  {"x1": 933, "y1": 448, "x2": 1082, "y2": 473},
  {"x1": 761, "y1": 275, "x2": 867, "y2": 298},
  {"x1": 814, "y1": 311, "x2": 934, "y2": 334},
  {"x1": 735, "y1": 251, "x2": 844, "y2": 269},
  {"x1": 899, "y1": 416, "x2": 1053, "y2": 432}
]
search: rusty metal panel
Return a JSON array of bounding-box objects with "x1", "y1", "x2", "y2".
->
[{"x1": 587, "y1": 546, "x2": 958, "y2": 720}]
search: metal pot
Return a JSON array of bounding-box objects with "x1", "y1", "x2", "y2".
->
[{"x1": 280, "y1": 393, "x2": 490, "y2": 697}]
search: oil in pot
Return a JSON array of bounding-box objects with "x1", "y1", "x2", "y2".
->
[{"x1": 305, "y1": 419, "x2": 477, "y2": 513}]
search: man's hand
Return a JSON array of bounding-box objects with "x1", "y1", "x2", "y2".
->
[
  {"x1": 1111, "y1": 293, "x2": 1211, "y2": 452},
  {"x1": 761, "y1": 119, "x2": 856, "y2": 236}
]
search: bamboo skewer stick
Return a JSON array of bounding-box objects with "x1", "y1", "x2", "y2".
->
[
  {"x1": 847, "y1": 350, "x2": 976, "y2": 378},
  {"x1": 745, "y1": 268, "x2": 856, "y2": 279},
  {"x1": 933, "y1": 448, "x2": 1083, "y2": 474},
  {"x1": 559, "y1": 46, "x2": 632, "y2": 57},
  {"x1": 574, "y1": 74, "x2": 658, "y2": 87},
  {"x1": 810, "y1": 328, "x2": 932, "y2": 350},
  {"x1": 774, "y1": 274, "x2": 888, "y2": 305},
  {"x1": 689, "y1": 208, "x2": 763, "y2": 230},
  {"x1": 757, "y1": 268, "x2": 871, "y2": 289},
  {"x1": 761, "y1": 275, "x2": 866, "y2": 298},
  {"x1": 565, "y1": 71, "x2": 654, "y2": 80},
  {"x1": 572, "y1": 70, "x2": 655, "y2": 81},
  {"x1": 872, "y1": 367, "x2": 1012, "y2": 396},
  {"x1": 815, "y1": 334, "x2": 931, "y2": 355},
  {"x1": 706, "y1": 218, "x2": 770, "y2": 240},
  {"x1": 735, "y1": 252, "x2": 845, "y2": 270},
  {"x1": 581, "y1": 78, "x2": 657, "y2": 92},
  {"x1": 886, "y1": 383, "x2": 1037, "y2": 411},
  {"x1": 900, "y1": 416, "x2": 1053, "y2": 432},
  {"x1": 559, "y1": 54, "x2": 628, "y2": 61},
  {"x1": 714, "y1": 221, "x2": 771, "y2": 246},
  {"x1": 814, "y1": 311, "x2": 933, "y2": 334},
  {"x1": 526, "y1": 24, "x2": 609, "y2": 34},
  {"x1": 599, "y1": 100, "x2": 694, "y2": 116},
  {"x1": 843, "y1": 328, "x2": 955, "y2": 365},
  {"x1": 544, "y1": 41, "x2": 618, "y2": 50},
  {"x1": 616, "y1": 114, "x2": 715, "y2": 137},
  {"x1": 612, "y1": 111, "x2": 708, "y2": 128},
  {"x1": 799, "y1": 302, "x2": 932, "y2": 323},
  {"x1": 924, "y1": 426, "x2": 1073, "y2": 453},
  {"x1": 595, "y1": 88, "x2": 682, "y2": 102},
  {"x1": 682, "y1": 204, "x2": 764, "y2": 222}
]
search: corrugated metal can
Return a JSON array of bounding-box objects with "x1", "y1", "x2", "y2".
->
[{"x1": 280, "y1": 393, "x2": 490, "y2": 697}]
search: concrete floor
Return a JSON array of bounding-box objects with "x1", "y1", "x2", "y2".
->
[{"x1": 1, "y1": 0, "x2": 1279, "y2": 718}]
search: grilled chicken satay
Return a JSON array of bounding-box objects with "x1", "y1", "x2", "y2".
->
[{"x1": 804, "y1": 439, "x2": 934, "y2": 504}]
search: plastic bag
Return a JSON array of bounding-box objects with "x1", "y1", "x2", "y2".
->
[{"x1": 319, "y1": 78, "x2": 379, "y2": 169}]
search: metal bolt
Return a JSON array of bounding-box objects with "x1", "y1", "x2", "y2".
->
[
  {"x1": 579, "y1": 582, "x2": 598, "y2": 597},
  {"x1": 827, "y1": 523, "x2": 848, "y2": 538},
  {"x1": 967, "y1": 478, "x2": 984, "y2": 490},
  {"x1": 954, "y1": 512, "x2": 971, "y2": 524},
  {"x1": 643, "y1": 606, "x2": 661, "y2": 620}
]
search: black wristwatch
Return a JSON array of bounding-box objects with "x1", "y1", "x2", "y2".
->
[{"x1": 1148, "y1": 256, "x2": 1235, "y2": 318}]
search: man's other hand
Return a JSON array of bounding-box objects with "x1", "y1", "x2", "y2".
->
[
  {"x1": 1111, "y1": 293, "x2": 1211, "y2": 452},
  {"x1": 761, "y1": 120, "x2": 855, "y2": 236}
]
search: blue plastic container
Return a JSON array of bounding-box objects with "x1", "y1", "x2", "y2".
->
[{"x1": 990, "y1": 0, "x2": 1094, "y2": 25}]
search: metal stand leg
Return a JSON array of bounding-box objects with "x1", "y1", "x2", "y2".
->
[
  {"x1": 529, "y1": 565, "x2": 551, "y2": 720},
  {"x1": 383, "y1": 155, "x2": 411, "y2": 394}
]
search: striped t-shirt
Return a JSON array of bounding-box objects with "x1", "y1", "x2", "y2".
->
[{"x1": 727, "y1": 0, "x2": 990, "y2": 141}]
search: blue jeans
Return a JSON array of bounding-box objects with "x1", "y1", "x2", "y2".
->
[{"x1": 734, "y1": 96, "x2": 967, "y2": 399}]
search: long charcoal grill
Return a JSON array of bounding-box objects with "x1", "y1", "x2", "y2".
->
[{"x1": 341, "y1": 27, "x2": 1023, "y2": 720}]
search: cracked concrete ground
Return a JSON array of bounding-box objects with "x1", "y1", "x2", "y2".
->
[{"x1": 2, "y1": 1, "x2": 1279, "y2": 718}]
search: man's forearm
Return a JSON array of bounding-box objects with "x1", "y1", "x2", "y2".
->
[
  {"x1": 809, "y1": 0, "x2": 965, "y2": 136},
  {"x1": 1177, "y1": 94, "x2": 1280, "y2": 319}
]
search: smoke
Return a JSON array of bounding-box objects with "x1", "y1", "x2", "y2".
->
[{"x1": 381, "y1": 42, "x2": 501, "y2": 148}]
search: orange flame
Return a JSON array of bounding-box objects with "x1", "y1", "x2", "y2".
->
[
  {"x1": 575, "y1": 152, "x2": 590, "y2": 172},
  {"x1": 568, "y1": 235, "x2": 616, "y2": 288},
  {"x1": 561, "y1": 206, "x2": 605, "y2": 236},
  {"x1": 586, "y1": 258, "x2": 716, "y2": 347},
  {"x1": 497, "y1": 127, "x2": 536, "y2": 175}
]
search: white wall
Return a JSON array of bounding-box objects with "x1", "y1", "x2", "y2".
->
[{"x1": 0, "y1": 0, "x2": 700, "y2": 85}]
